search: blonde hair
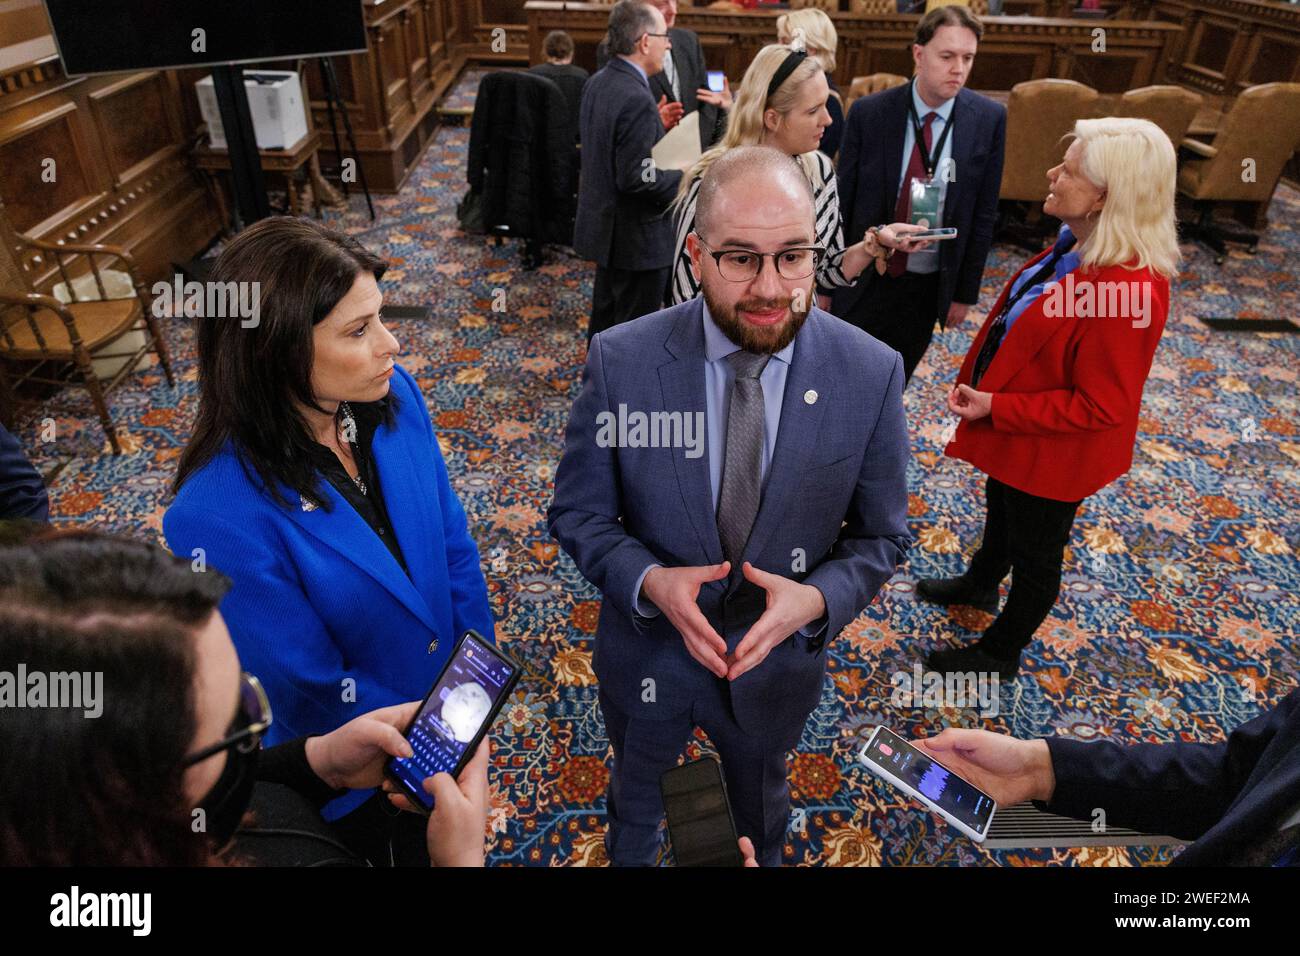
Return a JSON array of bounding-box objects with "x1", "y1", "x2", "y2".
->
[
  {"x1": 776, "y1": 9, "x2": 837, "y2": 73},
  {"x1": 1069, "y1": 117, "x2": 1180, "y2": 279},
  {"x1": 674, "y1": 44, "x2": 823, "y2": 208}
]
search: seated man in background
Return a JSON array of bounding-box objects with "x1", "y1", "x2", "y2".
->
[
  {"x1": 914, "y1": 689, "x2": 1300, "y2": 866},
  {"x1": 530, "y1": 30, "x2": 588, "y2": 142}
]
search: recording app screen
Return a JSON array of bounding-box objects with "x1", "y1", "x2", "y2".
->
[
  {"x1": 390, "y1": 634, "x2": 514, "y2": 809},
  {"x1": 863, "y1": 728, "x2": 994, "y2": 832}
]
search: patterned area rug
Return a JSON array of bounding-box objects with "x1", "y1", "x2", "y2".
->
[{"x1": 16, "y1": 70, "x2": 1298, "y2": 866}]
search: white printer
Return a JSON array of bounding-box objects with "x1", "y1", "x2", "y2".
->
[{"x1": 195, "y1": 70, "x2": 309, "y2": 151}]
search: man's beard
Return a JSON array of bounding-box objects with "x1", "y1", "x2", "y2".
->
[{"x1": 701, "y1": 283, "x2": 812, "y2": 354}]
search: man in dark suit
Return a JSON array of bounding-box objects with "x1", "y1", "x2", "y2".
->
[
  {"x1": 550, "y1": 146, "x2": 912, "y2": 866},
  {"x1": 576, "y1": 1, "x2": 684, "y2": 342},
  {"x1": 597, "y1": 0, "x2": 724, "y2": 151},
  {"x1": 916, "y1": 688, "x2": 1300, "y2": 866},
  {"x1": 530, "y1": 30, "x2": 588, "y2": 143},
  {"x1": 833, "y1": 5, "x2": 1006, "y2": 383}
]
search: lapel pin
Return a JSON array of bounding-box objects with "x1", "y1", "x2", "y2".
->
[
  {"x1": 300, "y1": 495, "x2": 317, "y2": 512},
  {"x1": 804, "y1": 389, "x2": 818, "y2": 405}
]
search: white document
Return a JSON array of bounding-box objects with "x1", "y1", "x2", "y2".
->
[{"x1": 651, "y1": 110, "x2": 701, "y2": 172}]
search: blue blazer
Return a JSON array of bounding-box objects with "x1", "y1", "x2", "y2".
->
[
  {"x1": 1041, "y1": 690, "x2": 1300, "y2": 865},
  {"x1": 548, "y1": 299, "x2": 913, "y2": 752},
  {"x1": 833, "y1": 83, "x2": 1006, "y2": 327},
  {"x1": 164, "y1": 365, "x2": 495, "y2": 818},
  {"x1": 574, "y1": 56, "x2": 683, "y2": 271}
]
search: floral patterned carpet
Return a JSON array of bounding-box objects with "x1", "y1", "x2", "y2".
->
[{"x1": 15, "y1": 69, "x2": 1299, "y2": 866}]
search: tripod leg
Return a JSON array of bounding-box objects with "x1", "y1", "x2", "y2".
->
[{"x1": 324, "y1": 58, "x2": 375, "y2": 221}]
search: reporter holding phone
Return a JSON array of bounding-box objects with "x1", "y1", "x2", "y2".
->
[
  {"x1": 165, "y1": 216, "x2": 495, "y2": 864},
  {"x1": 923, "y1": 119, "x2": 1177, "y2": 679},
  {"x1": 669, "y1": 43, "x2": 929, "y2": 308},
  {"x1": 0, "y1": 532, "x2": 489, "y2": 867},
  {"x1": 913, "y1": 687, "x2": 1300, "y2": 866}
]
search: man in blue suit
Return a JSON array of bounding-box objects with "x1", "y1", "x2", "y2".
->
[
  {"x1": 917, "y1": 689, "x2": 1300, "y2": 865},
  {"x1": 549, "y1": 146, "x2": 912, "y2": 866},
  {"x1": 575, "y1": 0, "x2": 684, "y2": 342},
  {"x1": 832, "y1": 5, "x2": 1006, "y2": 383},
  {"x1": 0, "y1": 422, "x2": 48, "y2": 524}
]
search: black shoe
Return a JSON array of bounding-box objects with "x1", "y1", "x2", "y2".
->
[
  {"x1": 915, "y1": 576, "x2": 1000, "y2": 614},
  {"x1": 925, "y1": 643, "x2": 1021, "y2": 680}
]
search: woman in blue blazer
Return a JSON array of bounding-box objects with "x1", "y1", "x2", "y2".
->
[{"x1": 165, "y1": 217, "x2": 494, "y2": 860}]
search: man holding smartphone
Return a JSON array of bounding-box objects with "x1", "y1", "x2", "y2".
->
[
  {"x1": 913, "y1": 687, "x2": 1300, "y2": 865},
  {"x1": 550, "y1": 146, "x2": 911, "y2": 866},
  {"x1": 832, "y1": 6, "x2": 1006, "y2": 383}
]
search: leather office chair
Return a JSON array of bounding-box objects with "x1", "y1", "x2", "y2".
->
[
  {"x1": 1001, "y1": 79, "x2": 1101, "y2": 202},
  {"x1": 1177, "y1": 82, "x2": 1300, "y2": 264},
  {"x1": 846, "y1": 73, "x2": 909, "y2": 112},
  {"x1": 1115, "y1": 85, "x2": 1202, "y2": 152},
  {"x1": 850, "y1": 0, "x2": 900, "y2": 14}
]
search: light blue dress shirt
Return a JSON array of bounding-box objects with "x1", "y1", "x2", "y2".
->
[
  {"x1": 633, "y1": 303, "x2": 826, "y2": 638},
  {"x1": 1001, "y1": 225, "x2": 1081, "y2": 334},
  {"x1": 898, "y1": 81, "x2": 956, "y2": 275}
]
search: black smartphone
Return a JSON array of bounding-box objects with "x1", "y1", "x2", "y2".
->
[
  {"x1": 385, "y1": 630, "x2": 520, "y2": 813},
  {"x1": 706, "y1": 70, "x2": 725, "y2": 93},
  {"x1": 660, "y1": 757, "x2": 744, "y2": 866}
]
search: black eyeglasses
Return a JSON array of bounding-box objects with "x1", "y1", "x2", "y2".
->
[
  {"x1": 696, "y1": 237, "x2": 825, "y2": 282},
  {"x1": 643, "y1": 32, "x2": 671, "y2": 39},
  {"x1": 182, "y1": 672, "x2": 272, "y2": 767}
]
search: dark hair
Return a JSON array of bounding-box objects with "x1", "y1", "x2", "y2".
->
[
  {"x1": 544, "y1": 29, "x2": 574, "y2": 60},
  {"x1": 915, "y1": 4, "x2": 983, "y2": 46},
  {"x1": 171, "y1": 216, "x2": 394, "y2": 511},
  {"x1": 608, "y1": 0, "x2": 658, "y2": 57},
  {"x1": 0, "y1": 530, "x2": 232, "y2": 865}
]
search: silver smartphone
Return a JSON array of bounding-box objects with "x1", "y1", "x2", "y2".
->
[{"x1": 858, "y1": 725, "x2": 996, "y2": 842}]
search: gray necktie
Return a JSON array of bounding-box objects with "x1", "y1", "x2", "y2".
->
[{"x1": 717, "y1": 351, "x2": 770, "y2": 566}]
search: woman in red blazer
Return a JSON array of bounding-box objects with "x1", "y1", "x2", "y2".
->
[{"x1": 920, "y1": 118, "x2": 1180, "y2": 678}]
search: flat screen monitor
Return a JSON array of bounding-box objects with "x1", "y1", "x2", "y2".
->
[{"x1": 42, "y1": 0, "x2": 368, "y2": 76}]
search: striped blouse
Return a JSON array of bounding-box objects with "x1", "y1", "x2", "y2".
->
[{"x1": 670, "y1": 148, "x2": 855, "y2": 305}]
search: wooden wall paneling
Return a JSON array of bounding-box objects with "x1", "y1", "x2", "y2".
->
[
  {"x1": 0, "y1": 98, "x2": 101, "y2": 237},
  {"x1": 87, "y1": 72, "x2": 181, "y2": 189}
]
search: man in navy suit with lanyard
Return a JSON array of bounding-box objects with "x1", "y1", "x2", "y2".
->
[{"x1": 833, "y1": 6, "x2": 1006, "y2": 384}]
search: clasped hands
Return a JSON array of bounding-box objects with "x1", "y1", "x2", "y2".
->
[{"x1": 641, "y1": 561, "x2": 826, "y2": 681}]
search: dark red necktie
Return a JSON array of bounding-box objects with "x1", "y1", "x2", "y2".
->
[{"x1": 888, "y1": 111, "x2": 936, "y2": 278}]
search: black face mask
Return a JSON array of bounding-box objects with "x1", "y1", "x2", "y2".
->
[{"x1": 198, "y1": 742, "x2": 260, "y2": 849}]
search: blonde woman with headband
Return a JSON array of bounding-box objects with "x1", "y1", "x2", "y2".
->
[
  {"x1": 669, "y1": 43, "x2": 928, "y2": 307},
  {"x1": 776, "y1": 8, "x2": 844, "y2": 159}
]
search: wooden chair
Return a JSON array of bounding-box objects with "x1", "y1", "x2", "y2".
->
[
  {"x1": 846, "y1": 73, "x2": 909, "y2": 112},
  {"x1": 0, "y1": 235, "x2": 175, "y2": 454},
  {"x1": 1177, "y1": 82, "x2": 1300, "y2": 264}
]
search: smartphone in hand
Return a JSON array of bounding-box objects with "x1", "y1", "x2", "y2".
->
[{"x1": 385, "y1": 630, "x2": 520, "y2": 812}]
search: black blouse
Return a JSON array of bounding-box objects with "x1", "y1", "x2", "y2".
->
[{"x1": 308, "y1": 401, "x2": 410, "y2": 576}]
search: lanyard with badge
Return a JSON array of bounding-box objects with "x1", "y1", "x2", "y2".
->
[{"x1": 905, "y1": 81, "x2": 953, "y2": 229}]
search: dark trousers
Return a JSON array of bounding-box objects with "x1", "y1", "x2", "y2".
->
[
  {"x1": 331, "y1": 789, "x2": 431, "y2": 866},
  {"x1": 841, "y1": 270, "x2": 940, "y2": 383},
  {"x1": 589, "y1": 264, "x2": 670, "y2": 342},
  {"x1": 965, "y1": 476, "x2": 1083, "y2": 657},
  {"x1": 600, "y1": 684, "x2": 790, "y2": 867}
]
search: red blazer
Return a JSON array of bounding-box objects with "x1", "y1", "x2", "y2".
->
[{"x1": 945, "y1": 246, "x2": 1169, "y2": 502}]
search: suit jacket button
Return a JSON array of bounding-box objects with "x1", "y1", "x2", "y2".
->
[{"x1": 428, "y1": 638, "x2": 439, "y2": 654}]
